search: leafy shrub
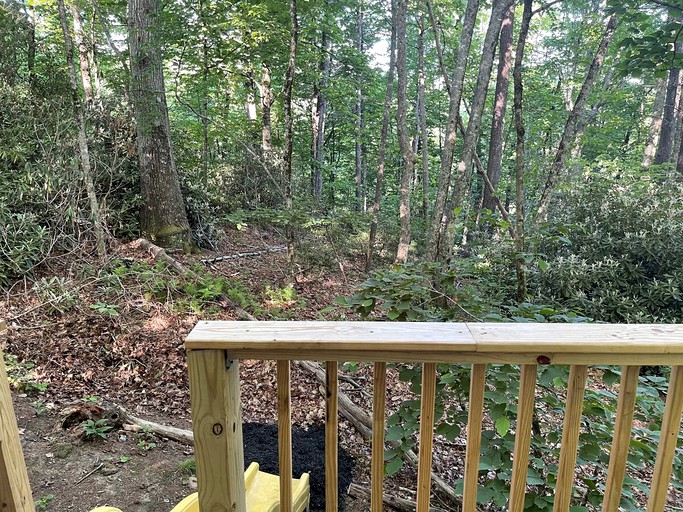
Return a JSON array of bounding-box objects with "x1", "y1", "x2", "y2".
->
[
  {"x1": 535, "y1": 179, "x2": 683, "y2": 322},
  {"x1": 0, "y1": 208, "x2": 49, "y2": 286}
]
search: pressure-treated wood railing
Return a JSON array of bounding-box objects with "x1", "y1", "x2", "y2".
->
[{"x1": 185, "y1": 321, "x2": 683, "y2": 512}]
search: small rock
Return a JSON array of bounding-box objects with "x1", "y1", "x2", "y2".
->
[
  {"x1": 188, "y1": 476, "x2": 197, "y2": 490},
  {"x1": 53, "y1": 444, "x2": 73, "y2": 459}
]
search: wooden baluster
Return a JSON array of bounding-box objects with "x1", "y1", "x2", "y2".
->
[
  {"x1": 508, "y1": 364, "x2": 537, "y2": 512},
  {"x1": 371, "y1": 362, "x2": 387, "y2": 512},
  {"x1": 553, "y1": 365, "x2": 588, "y2": 512},
  {"x1": 416, "y1": 363, "x2": 437, "y2": 512},
  {"x1": 462, "y1": 364, "x2": 487, "y2": 512},
  {"x1": 325, "y1": 361, "x2": 339, "y2": 512},
  {"x1": 188, "y1": 350, "x2": 246, "y2": 512},
  {"x1": 1, "y1": 321, "x2": 36, "y2": 512},
  {"x1": 647, "y1": 365, "x2": 683, "y2": 512},
  {"x1": 278, "y1": 360, "x2": 293, "y2": 512},
  {"x1": 603, "y1": 365, "x2": 639, "y2": 512}
]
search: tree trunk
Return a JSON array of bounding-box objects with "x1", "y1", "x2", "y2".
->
[
  {"x1": 366, "y1": 0, "x2": 396, "y2": 271},
  {"x1": 128, "y1": 0, "x2": 192, "y2": 248},
  {"x1": 26, "y1": 0, "x2": 36, "y2": 81},
  {"x1": 654, "y1": 34, "x2": 682, "y2": 165},
  {"x1": 355, "y1": 5, "x2": 365, "y2": 212},
  {"x1": 426, "y1": 0, "x2": 480, "y2": 261},
  {"x1": 513, "y1": 0, "x2": 533, "y2": 303},
  {"x1": 482, "y1": 3, "x2": 514, "y2": 214},
  {"x1": 284, "y1": 0, "x2": 299, "y2": 269},
  {"x1": 57, "y1": 0, "x2": 106, "y2": 260},
  {"x1": 440, "y1": 0, "x2": 512, "y2": 260},
  {"x1": 417, "y1": 11, "x2": 429, "y2": 223},
  {"x1": 311, "y1": 28, "x2": 330, "y2": 202},
  {"x1": 70, "y1": 0, "x2": 95, "y2": 107},
  {"x1": 536, "y1": 15, "x2": 618, "y2": 222},
  {"x1": 260, "y1": 63, "x2": 273, "y2": 155},
  {"x1": 395, "y1": 0, "x2": 415, "y2": 264}
]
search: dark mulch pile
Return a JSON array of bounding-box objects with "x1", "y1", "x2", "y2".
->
[{"x1": 243, "y1": 422, "x2": 355, "y2": 511}]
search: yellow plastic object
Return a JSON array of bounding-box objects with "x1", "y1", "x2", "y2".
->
[{"x1": 169, "y1": 462, "x2": 310, "y2": 512}]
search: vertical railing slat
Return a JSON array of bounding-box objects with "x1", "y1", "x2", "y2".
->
[
  {"x1": 416, "y1": 363, "x2": 437, "y2": 512},
  {"x1": 278, "y1": 360, "x2": 293, "y2": 512},
  {"x1": 508, "y1": 364, "x2": 537, "y2": 512},
  {"x1": 325, "y1": 361, "x2": 339, "y2": 512},
  {"x1": 188, "y1": 350, "x2": 246, "y2": 512},
  {"x1": 371, "y1": 362, "x2": 387, "y2": 512},
  {"x1": 462, "y1": 363, "x2": 487, "y2": 512},
  {"x1": 647, "y1": 365, "x2": 683, "y2": 512},
  {"x1": 602, "y1": 365, "x2": 640, "y2": 512},
  {"x1": 553, "y1": 364, "x2": 588, "y2": 512}
]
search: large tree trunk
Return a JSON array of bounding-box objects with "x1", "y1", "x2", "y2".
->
[
  {"x1": 482, "y1": 3, "x2": 514, "y2": 214},
  {"x1": 128, "y1": 0, "x2": 192, "y2": 249},
  {"x1": 536, "y1": 15, "x2": 618, "y2": 222},
  {"x1": 513, "y1": 0, "x2": 533, "y2": 303},
  {"x1": 654, "y1": 34, "x2": 682, "y2": 165},
  {"x1": 426, "y1": 0, "x2": 480, "y2": 261},
  {"x1": 311, "y1": 28, "x2": 330, "y2": 202},
  {"x1": 417, "y1": 11, "x2": 429, "y2": 223},
  {"x1": 284, "y1": 0, "x2": 298, "y2": 268},
  {"x1": 366, "y1": 0, "x2": 396, "y2": 271},
  {"x1": 395, "y1": 0, "x2": 415, "y2": 263},
  {"x1": 57, "y1": 0, "x2": 106, "y2": 259},
  {"x1": 439, "y1": 0, "x2": 512, "y2": 260}
]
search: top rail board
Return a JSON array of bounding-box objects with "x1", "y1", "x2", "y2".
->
[{"x1": 185, "y1": 321, "x2": 683, "y2": 365}]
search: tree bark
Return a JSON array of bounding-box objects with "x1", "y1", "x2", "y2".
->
[
  {"x1": 440, "y1": 0, "x2": 513, "y2": 260},
  {"x1": 417, "y1": 11, "x2": 429, "y2": 223},
  {"x1": 654, "y1": 34, "x2": 682, "y2": 165},
  {"x1": 536, "y1": 15, "x2": 618, "y2": 222},
  {"x1": 395, "y1": 0, "x2": 415, "y2": 263},
  {"x1": 128, "y1": 0, "x2": 192, "y2": 248},
  {"x1": 513, "y1": 0, "x2": 533, "y2": 303},
  {"x1": 311, "y1": 27, "x2": 330, "y2": 202},
  {"x1": 426, "y1": 0, "x2": 480, "y2": 261},
  {"x1": 260, "y1": 63, "x2": 273, "y2": 155},
  {"x1": 70, "y1": 0, "x2": 95, "y2": 107},
  {"x1": 284, "y1": 0, "x2": 298, "y2": 269},
  {"x1": 57, "y1": 0, "x2": 106, "y2": 260},
  {"x1": 366, "y1": 0, "x2": 396, "y2": 271},
  {"x1": 355, "y1": 4, "x2": 365, "y2": 212},
  {"x1": 482, "y1": 3, "x2": 514, "y2": 214}
]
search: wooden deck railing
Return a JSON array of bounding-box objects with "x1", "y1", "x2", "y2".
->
[{"x1": 185, "y1": 321, "x2": 683, "y2": 512}]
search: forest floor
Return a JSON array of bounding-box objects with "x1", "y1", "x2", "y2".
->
[{"x1": 1, "y1": 227, "x2": 453, "y2": 512}]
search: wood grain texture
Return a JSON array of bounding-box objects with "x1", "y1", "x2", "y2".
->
[
  {"x1": 186, "y1": 321, "x2": 683, "y2": 365},
  {"x1": 508, "y1": 364, "x2": 537, "y2": 512},
  {"x1": 371, "y1": 362, "x2": 387, "y2": 512},
  {"x1": 553, "y1": 365, "x2": 588, "y2": 512},
  {"x1": 1, "y1": 321, "x2": 35, "y2": 512},
  {"x1": 187, "y1": 350, "x2": 246, "y2": 512},
  {"x1": 462, "y1": 364, "x2": 487, "y2": 512},
  {"x1": 417, "y1": 363, "x2": 437, "y2": 512},
  {"x1": 647, "y1": 365, "x2": 683, "y2": 512},
  {"x1": 325, "y1": 361, "x2": 338, "y2": 512},
  {"x1": 278, "y1": 360, "x2": 293, "y2": 512},
  {"x1": 602, "y1": 365, "x2": 639, "y2": 512}
]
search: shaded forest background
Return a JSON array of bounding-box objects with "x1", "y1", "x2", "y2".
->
[{"x1": 2, "y1": 0, "x2": 683, "y2": 322}]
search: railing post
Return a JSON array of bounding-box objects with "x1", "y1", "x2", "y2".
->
[
  {"x1": 278, "y1": 360, "x2": 293, "y2": 512},
  {"x1": 187, "y1": 349, "x2": 246, "y2": 512},
  {"x1": 325, "y1": 361, "x2": 339, "y2": 512},
  {"x1": 371, "y1": 362, "x2": 387, "y2": 512},
  {"x1": 1, "y1": 321, "x2": 36, "y2": 512},
  {"x1": 463, "y1": 364, "x2": 487, "y2": 512},
  {"x1": 508, "y1": 364, "x2": 537, "y2": 512}
]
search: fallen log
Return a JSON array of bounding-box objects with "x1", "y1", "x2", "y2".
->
[
  {"x1": 347, "y1": 483, "x2": 448, "y2": 512},
  {"x1": 201, "y1": 246, "x2": 286, "y2": 264},
  {"x1": 116, "y1": 404, "x2": 194, "y2": 445}
]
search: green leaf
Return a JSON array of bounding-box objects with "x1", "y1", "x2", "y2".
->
[
  {"x1": 385, "y1": 457, "x2": 403, "y2": 476},
  {"x1": 385, "y1": 425, "x2": 404, "y2": 442},
  {"x1": 538, "y1": 260, "x2": 549, "y2": 271},
  {"x1": 495, "y1": 416, "x2": 511, "y2": 437}
]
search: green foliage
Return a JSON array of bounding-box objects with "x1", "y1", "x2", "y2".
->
[
  {"x1": 4, "y1": 354, "x2": 49, "y2": 394},
  {"x1": 179, "y1": 458, "x2": 197, "y2": 475},
  {"x1": 536, "y1": 180, "x2": 683, "y2": 322},
  {"x1": 32, "y1": 277, "x2": 78, "y2": 315},
  {"x1": 34, "y1": 494, "x2": 55, "y2": 512},
  {"x1": 81, "y1": 419, "x2": 113, "y2": 440}
]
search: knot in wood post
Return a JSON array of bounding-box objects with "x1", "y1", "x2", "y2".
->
[{"x1": 212, "y1": 423, "x2": 224, "y2": 435}]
